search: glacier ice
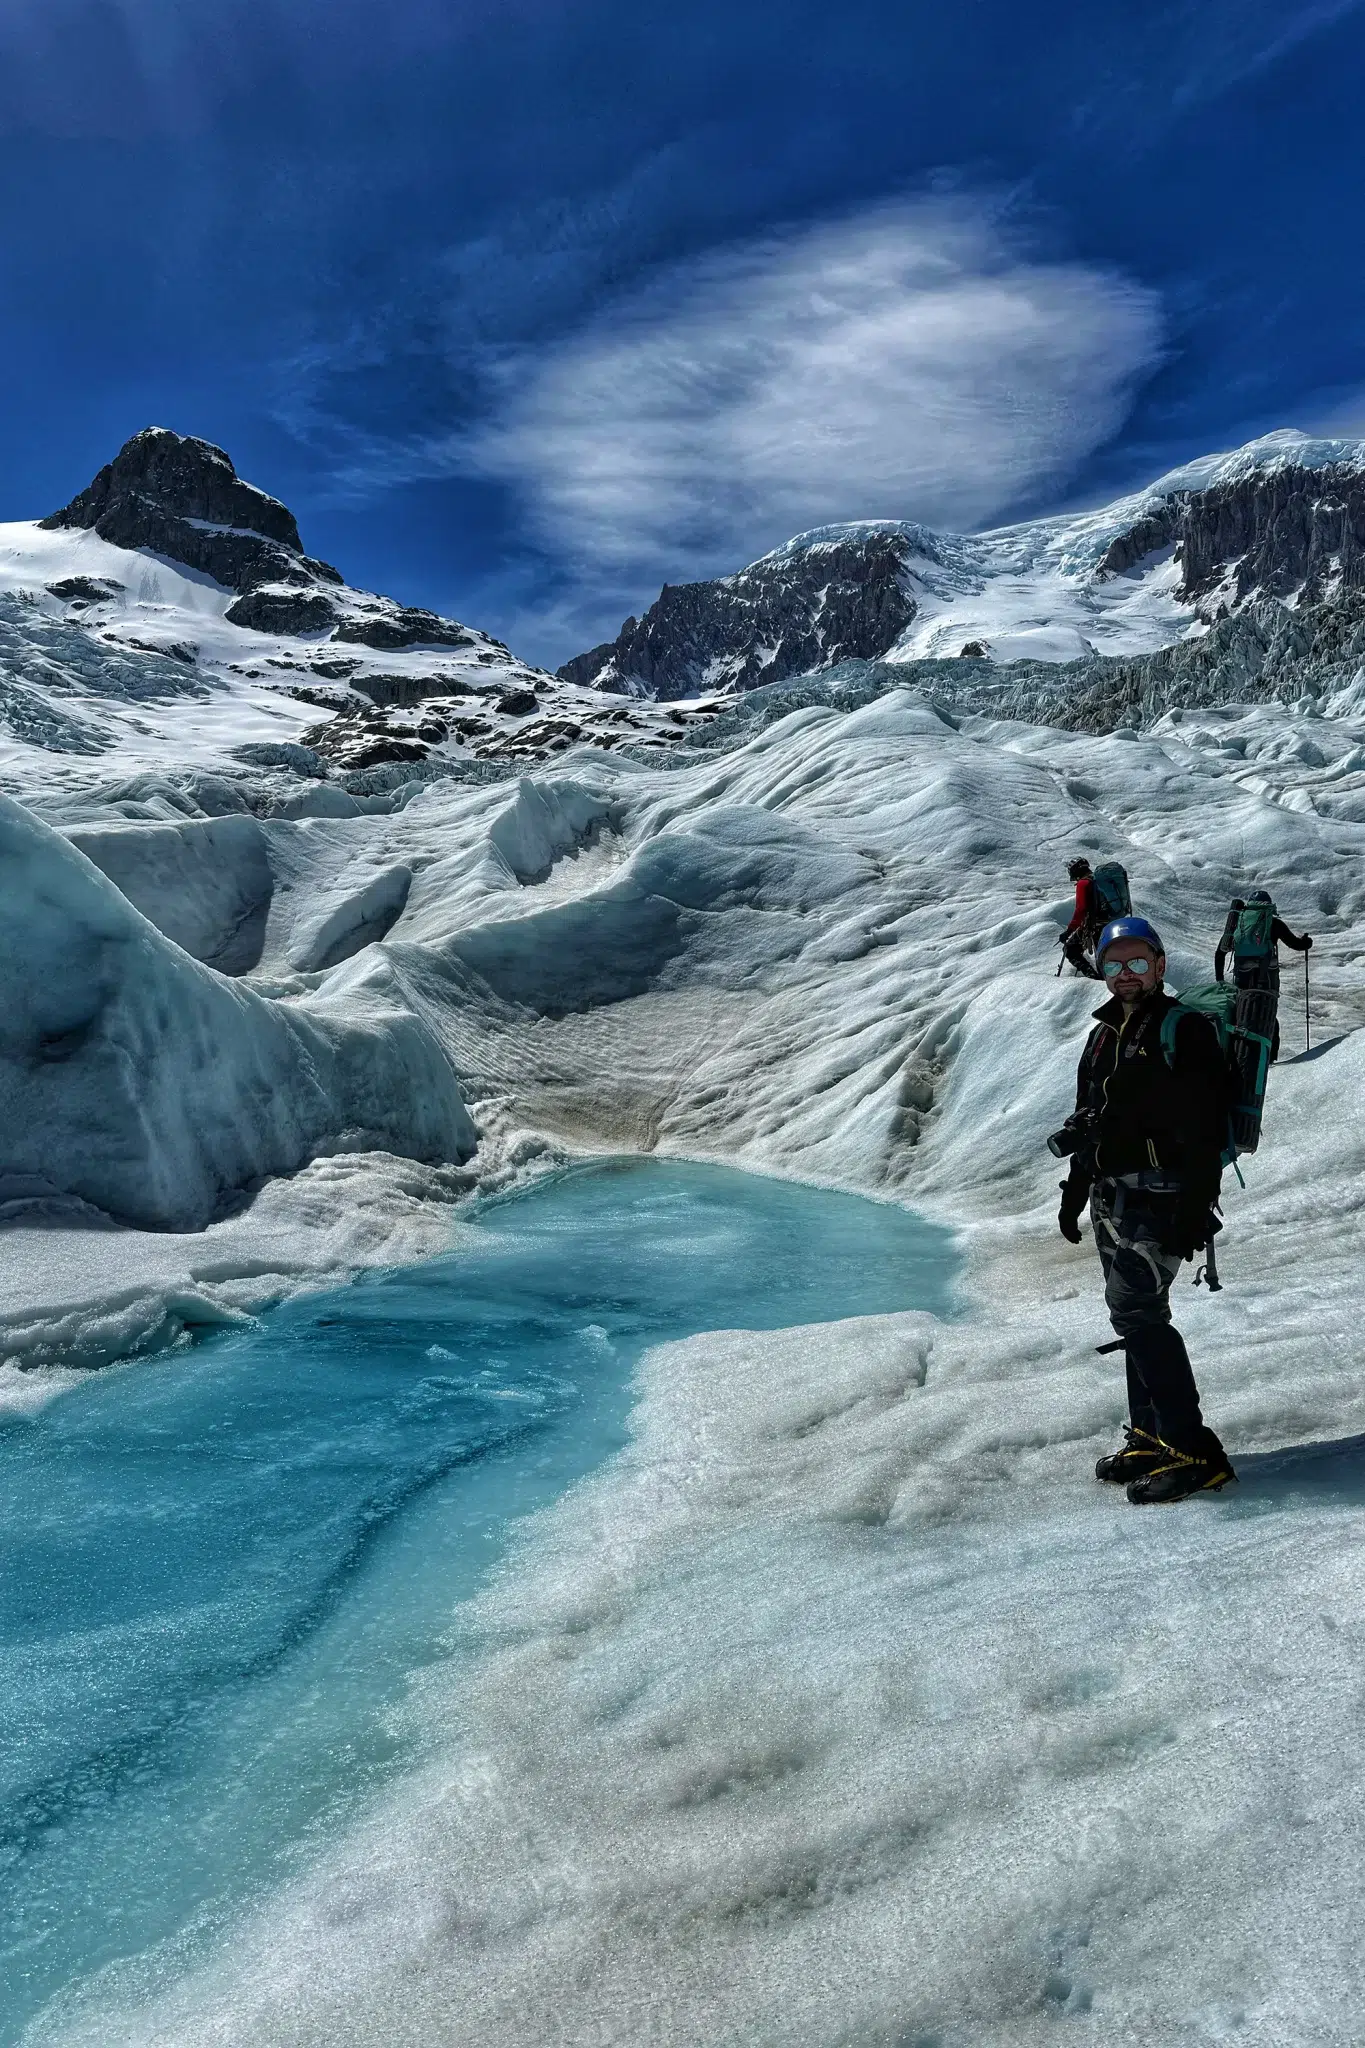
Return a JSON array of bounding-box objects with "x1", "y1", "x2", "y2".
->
[
  {"x1": 0, "y1": 794, "x2": 474, "y2": 1230},
  {"x1": 6, "y1": 656, "x2": 1365, "y2": 2041},
  {"x1": 63, "y1": 814, "x2": 274, "y2": 972}
]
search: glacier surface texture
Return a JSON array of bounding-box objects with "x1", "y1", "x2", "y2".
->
[{"x1": 5, "y1": 429, "x2": 1365, "y2": 2044}]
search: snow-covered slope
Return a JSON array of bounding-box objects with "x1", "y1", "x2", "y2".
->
[
  {"x1": 561, "y1": 429, "x2": 1365, "y2": 694},
  {"x1": 10, "y1": 680, "x2": 1365, "y2": 2042},
  {"x1": 0, "y1": 429, "x2": 716, "y2": 807},
  {"x1": 887, "y1": 428, "x2": 1365, "y2": 661}
]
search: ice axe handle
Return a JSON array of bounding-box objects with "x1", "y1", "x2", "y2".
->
[{"x1": 1194, "y1": 1234, "x2": 1222, "y2": 1292}]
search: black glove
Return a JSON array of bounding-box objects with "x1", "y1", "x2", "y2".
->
[
  {"x1": 1303, "y1": 933, "x2": 1313, "y2": 951},
  {"x1": 1160, "y1": 1193, "x2": 1213, "y2": 1262},
  {"x1": 1058, "y1": 1178, "x2": 1087, "y2": 1243}
]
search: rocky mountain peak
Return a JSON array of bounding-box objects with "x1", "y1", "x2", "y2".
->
[
  {"x1": 559, "y1": 438, "x2": 1365, "y2": 697},
  {"x1": 27, "y1": 426, "x2": 534, "y2": 671},
  {"x1": 558, "y1": 529, "x2": 918, "y2": 700},
  {"x1": 43, "y1": 426, "x2": 303, "y2": 549},
  {"x1": 39, "y1": 426, "x2": 340, "y2": 596}
]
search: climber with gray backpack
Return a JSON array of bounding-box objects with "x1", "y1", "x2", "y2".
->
[
  {"x1": 1052, "y1": 916, "x2": 1237, "y2": 1504},
  {"x1": 1057, "y1": 857, "x2": 1131, "y2": 978}
]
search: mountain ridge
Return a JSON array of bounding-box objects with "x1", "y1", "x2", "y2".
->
[
  {"x1": 559, "y1": 430, "x2": 1365, "y2": 699},
  {"x1": 1, "y1": 427, "x2": 713, "y2": 802}
]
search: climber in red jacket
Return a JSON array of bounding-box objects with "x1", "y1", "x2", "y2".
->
[{"x1": 1060, "y1": 858, "x2": 1102, "y2": 978}]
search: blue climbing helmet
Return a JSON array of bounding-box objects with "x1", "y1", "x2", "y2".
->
[{"x1": 1095, "y1": 915, "x2": 1165, "y2": 963}]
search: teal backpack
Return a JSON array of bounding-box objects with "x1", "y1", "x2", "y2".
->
[
  {"x1": 1160, "y1": 984, "x2": 1272, "y2": 1159},
  {"x1": 1091, "y1": 861, "x2": 1132, "y2": 923},
  {"x1": 1233, "y1": 897, "x2": 1276, "y2": 963}
]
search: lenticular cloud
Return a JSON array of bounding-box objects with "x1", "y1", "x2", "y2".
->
[{"x1": 476, "y1": 197, "x2": 1164, "y2": 582}]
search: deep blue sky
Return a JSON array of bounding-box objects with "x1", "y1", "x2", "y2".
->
[{"x1": 2, "y1": 0, "x2": 1364, "y2": 663}]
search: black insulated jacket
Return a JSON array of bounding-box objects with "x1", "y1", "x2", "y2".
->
[{"x1": 1067, "y1": 989, "x2": 1227, "y2": 1203}]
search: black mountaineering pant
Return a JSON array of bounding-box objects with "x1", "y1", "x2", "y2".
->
[
  {"x1": 1090, "y1": 1175, "x2": 1210, "y2": 1454},
  {"x1": 1062, "y1": 929, "x2": 1101, "y2": 978}
]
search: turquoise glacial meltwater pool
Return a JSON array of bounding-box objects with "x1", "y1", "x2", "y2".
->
[{"x1": 0, "y1": 1158, "x2": 957, "y2": 2042}]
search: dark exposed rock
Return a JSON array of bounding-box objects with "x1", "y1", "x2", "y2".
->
[
  {"x1": 45, "y1": 427, "x2": 301, "y2": 547},
  {"x1": 558, "y1": 529, "x2": 918, "y2": 700},
  {"x1": 1178, "y1": 466, "x2": 1365, "y2": 603},
  {"x1": 957, "y1": 640, "x2": 988, "y2": 658},
  {"x1": 225, "y1": 586, "x2": 342, "y2": 635},
  {"x1": 494, "y1": 686, "x2": 539, "y2": 717},
  {"x1": 1098, "y1": 509, "x2": 1180, "y2": 577},
  {"x1": 492, "y1": 716, "x2": 585, "y2": 757},
  {"x1": 330, "y1": 606, "x2": 479, "y2": 651},
  {"x1": 351, "y1": 670, "x2": 474, "y2": 709},
  {"x1": 39, "y1": 427, "x2": 343, "y2": 595},
  {"x1": 46, "y1": 576, "x2": 125, "y2": 604},
  {"x1": 357, "y1": 737, "x2": 427, "y2": 768},
  {"x1": 285, "y1": 684, "x2": 366, "y2": 713},
  {"x1": 114, "y1": 636, "x2": 197, "y2": 664},
  {"x1": 331, "y1": 736, "x2": 428, "y2": 769},
  {"x1": 1099, "y1": 464, "x2": 1365, "y2": 607},
  {"x1": 304, "y1": 714, "x2": 431, "y2": 772}
]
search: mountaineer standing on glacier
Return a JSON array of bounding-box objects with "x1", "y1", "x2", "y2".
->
[
  {"x1": 1058, "y1": 857, "x2": 1103, "y2": 978},
  {"x1": 1054, "y1": 917, "x2": 1237, "y2": 1504}
]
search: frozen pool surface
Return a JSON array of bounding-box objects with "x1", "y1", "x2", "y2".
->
[{"x1": 0, "y1": 1158, "x2": 957, "y2": 2042}]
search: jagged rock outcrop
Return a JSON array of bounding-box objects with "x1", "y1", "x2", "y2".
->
[
  {"x1": 1099, "y1": 463, "x2": 1365, "y2": 607},
  {"x1": 41, "y1": 427, "x2": 343, "y2": 595},
  {"x1": 330, "y1": 605, "x2": 480, "y2": 651},
  {"x1": 561, "y1": 445, "x2": 1365, "y2": 704},
  {"x1": 223, "y1": 585, "x2": 489, "y2": 650},
  {"x1": 558, "y1": 530, "x2": 917, "y2": 700},
  {"x1": 45, "y1": 575, "x2": 125, "y2": 606},
  {"x1": 222, "y1": 586, "x2": 343, "y2": 635},
  {"x1": 39, "y1": 427, "x2": 507, "y2": 659}
]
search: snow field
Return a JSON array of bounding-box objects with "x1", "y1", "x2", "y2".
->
[
  {"x1": 781, "y1": 431, "x2": 1365, "y2": 669},
  {"x1": 8, "y1": 677, "x2": 1364, "y2": 1343},
  {"x1": 10, "y1": 674, "x2": 1365, "y2": 2039}
]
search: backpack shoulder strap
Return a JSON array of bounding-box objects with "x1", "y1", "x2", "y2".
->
[
  {"x1": 1159, "y1": 1000, "x2": 1185, "y2": 1068},
  {"x1": 1158, "y1": 999, "x2": 1220, "y2": 1067}
]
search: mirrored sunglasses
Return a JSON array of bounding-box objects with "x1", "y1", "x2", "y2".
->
[{"x1": 1101, "y1": 955, "x2": 1153, "y2": 978}]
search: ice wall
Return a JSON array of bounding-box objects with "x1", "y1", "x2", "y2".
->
[
  {"x1": 64, "y1": 814, "x2": 274, "y2": 973},
  {"x1": 0, "y1": 795, "x2": 474, "y2": 1230}
]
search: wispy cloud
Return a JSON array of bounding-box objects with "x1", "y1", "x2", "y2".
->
[
  {"x1": 1165, "y1": 0, "x2": 1365, "y2": 110},
  {"x1": 465, "y1": 196, "x2": 1163, "y2": 599}
]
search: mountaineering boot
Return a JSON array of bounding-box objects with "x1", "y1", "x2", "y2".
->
[
  {"x1": 1126, "y1": 1439, "x2": 1237, "y2": 1505},
  {"x1": 1095, "y1": 1426, "x2": 1165, "y2": 1484}
]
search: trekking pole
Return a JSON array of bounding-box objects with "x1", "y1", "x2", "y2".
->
[{"x1": 1304, "y1": 949, "x2": 1311, "y2": 1053}]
